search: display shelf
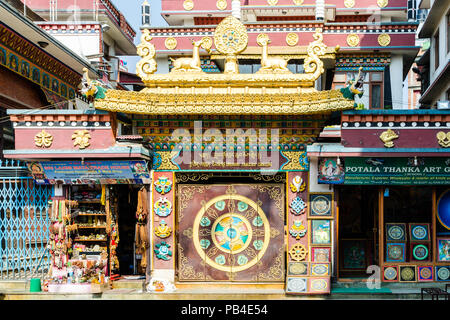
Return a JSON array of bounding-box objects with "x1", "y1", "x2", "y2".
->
[
  {"x1": 74, "y1": 238, "x2": 108, "y2": 242},
  {"x1": 77, "y1": 214, "x2": 107, "y2": 216}
]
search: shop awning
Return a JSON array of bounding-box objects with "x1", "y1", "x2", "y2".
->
[
  {"x1": 26, "y1": 160, "x2": 151, "y2": 185},
  {"x1": 307, "y1": 143, "x2": 450, "y2": 157}
]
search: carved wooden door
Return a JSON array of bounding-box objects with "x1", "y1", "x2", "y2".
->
[{"x1": 177, "y1": 184, "x2": 285, "y2": 282}]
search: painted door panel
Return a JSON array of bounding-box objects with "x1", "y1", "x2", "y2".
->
[{"x1": 177, "y1": 183, "x2": 285, "y2": 282}]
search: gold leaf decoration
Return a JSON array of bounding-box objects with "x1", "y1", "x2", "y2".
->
[
  {"x1": 293, "y1": 0, "x2": 304, "y2": 4},
  {"x1": 436, "y1": 132, "x2": 450, "y2": 148},
  {"x1": 34, "y1": 130, "x2": 53, "y2": 148},
  {"x1": 267, "y1": 0, "x2": 278, "y2": 5},
  {"x1": 72, "y1": 129, "x2": 91, "y2": 149},
  {"x1": 379, "y1": 129, "x2": 398, "y2": 148},
  {"x1": 183, "y1": 0, "x2": 194, "y2": 11},
  {"x1": 346, "y1": 33, "x2": 360, "y2": 47},
  {"x1": 214, "y1": 15, "x2": 248, "y2": 55},
  {"x1": 216, "y1": 0, "x2": 227, "y2": 10},
  {"x1": 136, "y1": 30, "x2": 157, "y2": 81},
  {"x1": 164, "y1": 37, "x2": 177, "y2": 50},
  {"x1": 344, "y1": 0, "x2": 355, "y2": 7},
  {"x1": 286, "y1": 33, "x2": 299, "y2": 46},
  {"x1": 377, "y1": 0, "x2": 388, "y2": 8},
  {"x1": 378, "y1": 33, "x2": 391, "y2": 47},
  {"x1": 257, "y1": 33, "x2": 270, "y2": 46}
]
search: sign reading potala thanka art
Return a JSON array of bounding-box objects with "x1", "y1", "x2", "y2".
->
[{"x1": 342, "y1": 157, "x2": 450, "y2": 185}]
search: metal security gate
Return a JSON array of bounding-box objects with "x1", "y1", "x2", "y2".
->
[{"x1": 0, "y1": 160, "x2": 52, "y2": 280}]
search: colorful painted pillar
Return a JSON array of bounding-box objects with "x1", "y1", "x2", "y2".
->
[{"x1": 150, "y1": 171, "x2": 176, "y2": 290}]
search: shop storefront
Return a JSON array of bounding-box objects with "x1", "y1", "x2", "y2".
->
[
  {"x1": 77, "y1": 16, "x2": 363, "y2": 295},
  {"x1": 308, "y1": 110, "x2": 450, "y2": 283},
  {"x1": 4, "y1": 110, "x2": 152, "y2": 293}
]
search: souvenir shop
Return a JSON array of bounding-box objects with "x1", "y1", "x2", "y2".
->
[
  {"x1": 309, "y1": 110, "x2": 450, "y2": 283},
  {"x1": 5, "y1": 108, "x2": 153, "y2": 293},
  {"x1": 28, "y1": 160, "x2": 152, "y2": 293}
]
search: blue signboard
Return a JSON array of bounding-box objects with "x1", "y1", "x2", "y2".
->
[{"x1": 27, "y1": 160, "x2": 150, "y2": 185}]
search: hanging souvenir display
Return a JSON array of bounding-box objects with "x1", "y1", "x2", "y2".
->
[
  {"x1": 290, "y1": 196, "x2": 307, "y2": 215},
  {"x1": 290, "y1": 175, "x2": 306, "y2": 193},
  {"x1": 311, "y1": 220, "x2": 331, "y2": 245},
  {"x1": 154, "y1": 197, "x2": 173, "y2": 217},
  {"x1": 289, "y1": 220, "x2": 307, "y2": 240},
  {"x1": 437, "y1": 190, "x2": 450, "y2": 230},
  {"x1": 311, "y1": 247, "x2": 331, "y2": 262},
  {"x1": 135, "y1": 186, "x2": 149, "y2": 269},
  {"x1": 154, "y1": 176, "x2": 173, "y2": 195}
]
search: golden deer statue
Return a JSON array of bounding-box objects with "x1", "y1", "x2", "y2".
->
[
  {"x1": 257, "y1": 39, "x2": 290, "y2": 73},
  {"x1": 170, "y1": 39, "x2": 203, "y2": 73}
]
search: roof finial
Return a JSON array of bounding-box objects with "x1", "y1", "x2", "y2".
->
[{"x1": 232, "y1": 0, "x2": 241, "y2": 20}]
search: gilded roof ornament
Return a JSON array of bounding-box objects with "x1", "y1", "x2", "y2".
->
[
  {"x1": 378, "y1": 33, "x2": 391, "y2": 47},
  {"x1": 93, "y1": 17, "x2": 357, "y2": 116},
  {"x1": 379, "y1": 129, "x2": 399, "y2": 148},
  {"x1": 256, "y1": 35, "x2": 291, "y2": 74},
  {"x1": 214, "y1": 16, "x2": 248, "y2": 56},
  {"x1": 216, "y1": 0, "x2": 227, "y2": 10},
  {"x1": 170, "y1": 39, "x2": 205, "y2": 73},
  {"x1": 136, "y1": 30, "x2": 157, "y2": 81}
]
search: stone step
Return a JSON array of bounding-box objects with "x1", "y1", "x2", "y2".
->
[
  {"x1": 0, "y1": 281, "x2": 27, "y2": 290},
  {"x1": 111, "y1": 279, "x2": 145, "y2": 290}
]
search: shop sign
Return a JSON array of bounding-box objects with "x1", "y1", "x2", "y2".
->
[
  {"x1": 27, "y1": 160, "x2": 150, "y2": 185},
  {"x1": 342, "y1": 157, "x2": 450, "y2": 185},
  {"x1": 318, "y1": 158, "x2": 345, "y2": 184}
]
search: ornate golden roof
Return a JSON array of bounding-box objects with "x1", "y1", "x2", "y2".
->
[{"x1": 92, "y1": 16, "x2": 355, "y2": 115}]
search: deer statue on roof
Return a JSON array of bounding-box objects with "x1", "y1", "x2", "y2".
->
[
  {"x1": 257, "y1": 37, "x2": 291, "y2": 74},
  {"x1": 170, "y1": 39, "x2": 205, "y2": 73}
]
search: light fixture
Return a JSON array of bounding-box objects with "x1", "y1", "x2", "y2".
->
[
  {"x1": 37, "y1": 41, "x2": 49, "y2": 48},
  {"x1": 414, "y1": 156, "x2": 418, "y2": 166},
  {"x1": 337, "y1": 156, "x2": 341, "y2": 165}
]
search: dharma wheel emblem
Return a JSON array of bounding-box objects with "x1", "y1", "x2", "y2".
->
[
  {"x1": 193, "y1": 194, "x2": 271, "y2": 272},
  {"x1": 289, "y1": 243, "x2": 307, "y2": 261},
  {"x1": 214, "y1": 16, "x2": 248, "y2": 56}
]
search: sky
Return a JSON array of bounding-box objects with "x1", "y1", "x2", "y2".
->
[{"x1": 111, "y1": 0, "x2": 167, "y2": 73}]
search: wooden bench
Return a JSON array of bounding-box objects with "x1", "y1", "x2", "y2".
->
[{"x1": 421, "y1": 287, "x2": 449, "y2": 300}]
